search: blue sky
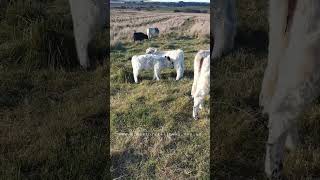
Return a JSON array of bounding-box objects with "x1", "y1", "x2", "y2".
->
[{"x1": 148, "y1": 0, "x2": 209, "y2": 2}]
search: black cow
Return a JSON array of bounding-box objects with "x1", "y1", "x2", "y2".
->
[{"x1": 133, "y1": 32, "x2": 148, "y2": 42}]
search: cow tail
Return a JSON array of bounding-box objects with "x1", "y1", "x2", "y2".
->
[{"x1": 199, "y1": 57, "x2": 204, "y2": 73}]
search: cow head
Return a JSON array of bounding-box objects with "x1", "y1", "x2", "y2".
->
[
  {"x1": 146, "y1": 47, "x2": 158, "y2": 54},
  {"x1": 165, "y1": 56, "x2": 174, "y2": 68}
]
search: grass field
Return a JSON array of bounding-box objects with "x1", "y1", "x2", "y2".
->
[
  {"x1": 212, "y1": 0, "x2": 320, "y2": 179},
  {"x1": 1, "y1": 1, "x2": 109, "y2": 179},
  {"x1": 110, "y1": 10, "x2": 210, "y2": 178}
]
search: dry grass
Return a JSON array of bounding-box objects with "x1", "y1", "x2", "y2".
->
[{"x1": 110, "y1": 10, "x2": 209, "y2": 43}]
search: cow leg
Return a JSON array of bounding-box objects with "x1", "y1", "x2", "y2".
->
[
  {"x1": 285, "y1": 123, "x2": 299, "y2": 150},
  {"x1": 260, "y1": 0, "x2": 291, "y2": 113},
  {"x1": 176, "y1": 65, "x2": 184, "y2": 80},
  {"x1": 69, "y1": 0, "x2": 106, "y2": 68},
  {"x1": 265, "y1": 4, "x2": 320, "y2": 175},
  {"x1": 212, "y1": 0, "x2": 237, "y2": 59},
  {"x1": 193, "y1": 94, "x2": 204, "y2": 120},
  {"x1": 152, "y1": 72, "x2": 156, "y2": 80},
  {"x1": 264, "y1": 74, "x2": 319, "y2": 178},
  {"x1": 199, "y1": 102, "x2": 204, "y2": 109},
  {"x1": 133, "y1": 69, "x2": 139, "y2": 83},
  {"x1": 154, "y1": 67, "x2": 161, "y2": 81}
]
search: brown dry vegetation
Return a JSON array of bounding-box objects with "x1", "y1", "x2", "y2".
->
[{"x1": 110, "y1": 10, "x2": 209, "y2": 47}]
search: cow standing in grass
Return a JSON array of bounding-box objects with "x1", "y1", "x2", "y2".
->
[
  {"x1": 69, "y1": 0, "x2": 107, "y2": 69},
  {"x1": 131, "y1": 54, "x2": 174, "y2": 83},
  {"x1": 133, "y1": 32, "x2": 149, "y2": 42},
  {"x1": 147, "y1": 27, "x2": 160, "y2": 39},
  {"x1": 214, "y1": 0, "x2": 320, "y2": 178},
  {"x1": 146, "y1": 48, "x2": 185, "y2": 80}
]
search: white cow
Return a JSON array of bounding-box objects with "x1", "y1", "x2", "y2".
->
[
  {"x1": 215, "y1": 0, "x2": 320, "y2": 178},
  {"x1": 146, "y1": 47, "x2": 185, "y2": 80},
  {"x1": 69, "y1": 0, "x2": 107, "y2": 68},
  {"x1": 131, "y1": 54, "x2": 174, "y2": 83},
  {"x1": 147, "y1": 27, "x2": 160, "y2": 39},
  {"x1": 192, "y1": 54, "x2": 210, "y2": 120}
]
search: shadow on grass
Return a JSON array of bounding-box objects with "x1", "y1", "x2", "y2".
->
[
  {"x1": 213, "y1": 160, "x2": 266, "y2": 180},
  {"x1": 235, "y1": 28, "x2": 268, "y2": 53},
  {"x1": 111, "y1": 148, "x2": 147, "y2": 178},
  {"x1": 211, "y1": 28, "x2": 268, "y2": 61}
]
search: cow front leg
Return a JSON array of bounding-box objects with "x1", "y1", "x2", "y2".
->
[
  {"x1": 193, "y1": 93, "x2": 204, "y2": 120},
  {"x1": 154, "y1": 67, "x2": 161, "y2": 81},
  {"x1": 265, "y1": 40, "x2": 320, "y2": 179},
  {"x1": 212, "y1": 0, "x2": 237, "y2": 59},
  {"x1": 259, "y1": 0, "x2": 289, "y2": 113}
]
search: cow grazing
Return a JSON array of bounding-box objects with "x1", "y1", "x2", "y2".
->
[
  {"x1": 214, "y1": 0, "x2": 320, "y2": 178},
  {"x1": 192, "y1": 54, "x2": 210, "y2": 120},
  {"x1": 69, "y1": 0, "x2": 107, "y2": 68},
  {"x1": 147, "y1": 27, "x2": 160, "y2": 39},
  {"x1": 131, "y1": 54, "x2": 174, "y2": 83},
  {"x1": 133, "y1": 32, "x2": 148, "y2": 42},
  {"x1": 146, "y1": 47, "x2": 158, "y2": 54},
  {"x1": 145, "y1": 47, "x2": 185, "y2": 80}
]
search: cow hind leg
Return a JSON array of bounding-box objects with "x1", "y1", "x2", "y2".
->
[
  {"x1": 133, "y1": 69, "x2": 139, "y2": 83},
  {"x1": 154, "y1": 67, "x2": 161, "y2": 81},
  {"x1": 69, "y1": 0, "x2": 106, "y2": 68},
  {"x1": 212, "y1": 0, "x2": 237, "y2": 59},
  {"x1": 285, "y1": 124, "x2": 299, "y2": 151},
  {"x1": 265, "y1": 10, "x2": 320, "y2": 176},
  {"x1": 260, "y1": 0, "x2": 290, "y2": 113}
]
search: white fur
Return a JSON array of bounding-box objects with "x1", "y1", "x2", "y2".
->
[
  {"x1": 191, "y1": 50, "x2": 211, "y2": 98},
  {"x1": 147, "y1": 28, "x2": 159, "y2": 39},
  {"x1": 145, "y1": 48, "x2": 185, "y2": 80},
  {"x1": 215, "y1": 0, "x2": 320, "y2": 177},
  {"x1": 263, "y1": 0, "x2": 320, "y2": 178},
  {"x1": 131, "y1": 54, "x2": 174, "y2": 83},
  {"x1": 69, "y1": 0, "x2": 107, "y2": 68},
  {"x1": 192, "y1": 54, "x2": 210, "y2": 120}
]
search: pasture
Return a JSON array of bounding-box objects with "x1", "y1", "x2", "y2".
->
[{"x1": 110, "y1": 10, "x2": 210, "y2": 178}]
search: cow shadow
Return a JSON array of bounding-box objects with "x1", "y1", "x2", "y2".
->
[
  {"x1": 211, "y1": 28, "x2": 268, "y2": 60},
  {"x1": 234, "y1": 28, "x2": 268, "y2": 53},
  {"x1": 183, "y1": 69, "x2": 194, "y2": 80},
  {"x1": 111, "y1": 148, "x2": 146, "y2": 178}
]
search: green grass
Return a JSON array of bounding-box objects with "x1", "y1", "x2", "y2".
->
[
  {"x1": 1, "y1": 0, "x2": 109, "y2": 179},
  {"x1": 110, "y1": 34, "x2": 210, "y2": 178},
  {"x1": 212, "y1": 0, "x2": 320, "y2": 179}
]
